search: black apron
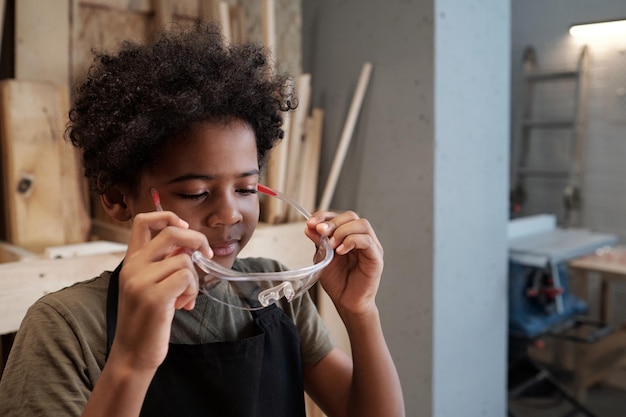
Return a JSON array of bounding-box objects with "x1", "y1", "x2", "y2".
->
[{"x1": 106, "y1": 263, "x2": 306, "y2": 417}]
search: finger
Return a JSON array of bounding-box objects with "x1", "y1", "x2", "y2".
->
[
  {"x1": 334, "y1": 232, "x2": 382, "y2": 258},
  {"x1": 147, "y1": 226, "x2": 213, "y2": 261},
  {"x1": 306, "y1": 211, "x2": 339, "y2": 231},
  {"x1": 156, "y1": 268, "x2": 199, "y2": 310},
  {"x1": 338, "y1": 223, "x2": 384, "y2": 256},
  {"x1": 305, "y1": 211, "x2": 369, "y2": 249},
  {"x1": 120, "y1": 253, "x2": 197, "y2": 298},
  {"x1": 313, "y1": 211, "x2": 360, "y2": 237},
  {"x1": 128, "y1": 211, "x2": 189, "y2": 251},
  {"x1": 149, "y1": 252, "x2": 197, "y2": 282}
]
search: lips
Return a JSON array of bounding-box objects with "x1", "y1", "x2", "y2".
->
[{"x1": 209, "y1": 239, "x2": 239, "y2": 258}]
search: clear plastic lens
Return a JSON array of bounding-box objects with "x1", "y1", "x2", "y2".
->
[{"x1": 191, "y1": 185, "x2": 334, "y2": 310}]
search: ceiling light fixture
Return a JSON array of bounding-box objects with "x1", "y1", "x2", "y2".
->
[{"x1": 569, "y1": 18, "x2": 626, "y2": 38}]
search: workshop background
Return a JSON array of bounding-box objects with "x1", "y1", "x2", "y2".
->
[{"x1": 1, "y1": 0, "x2": 626, "y2": 416}]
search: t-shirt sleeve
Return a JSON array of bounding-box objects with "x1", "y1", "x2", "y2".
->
[
  {"x1": 293, "y1": 291, "x2": 336, "y2": 368},
  {"x1": 0, "y1": 300, "x2": 95, "y2": 417}
]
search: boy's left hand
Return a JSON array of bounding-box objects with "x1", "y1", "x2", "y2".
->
[{"x1": 305, "y1": 211, "x2": 384, "y2": 315}]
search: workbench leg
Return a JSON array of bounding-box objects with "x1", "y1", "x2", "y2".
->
[
  {"x1": 601, "y1": 275, "x2": 615, "y2": 324},
  {"x1": 569, "y1": 268, "x2": 589, "y2": 301},
  {"x1": 572, "y1": 343, "x2": 589, "y2": 403}
]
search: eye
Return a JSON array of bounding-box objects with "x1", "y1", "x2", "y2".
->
[
  {"x1": 177, "y1": 191, "x2": 209, "y2": 200},
  {"x1": 237, "y1": 188, "x2": 258, "y2": 196}
]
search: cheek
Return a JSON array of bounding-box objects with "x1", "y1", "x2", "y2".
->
[
  {"x1": 244, "y1": 197, "x2": 261, "y2": 223},
  {"x1": 239, "y1": 200, "x2": 260, "y2": 246}
]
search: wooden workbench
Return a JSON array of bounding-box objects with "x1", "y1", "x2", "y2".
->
[
  {"x1": 565, "y1": 246, "x2": 626, "y2": 400},
  {"x1": 569, "y1": 246, "x2": 626, "y2": 324},
  {"x1": 0, "y1": 247, "x2": 125, "y2": 336}
]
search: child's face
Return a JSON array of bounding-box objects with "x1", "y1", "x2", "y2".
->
[{"x1": 130, "y1": 119, "x2": 261, "y2": 269}]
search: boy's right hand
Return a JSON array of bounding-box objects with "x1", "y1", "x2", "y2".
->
[{"x1": 108, "y1": 211, "x2": 212, "y2": 373}]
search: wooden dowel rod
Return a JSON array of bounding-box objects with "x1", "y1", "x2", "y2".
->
[{"x1": 318, "y1": 62, "x2": 372, "y2": 212}]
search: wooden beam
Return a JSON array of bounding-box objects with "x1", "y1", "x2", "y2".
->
[
  {"x1": 0, "y1": 81, "x2": 67, "y2": 252},
  {"x1": 0, "y1": 251, "x2": 124, "y2": 335},
  {"x1": 15, "y1": 0, "x2": 70, "y2": 86},
  {"x1": 80, "y1": 0, "x2": 197, "y2": 18},
  {"x1": 151, "y1": 0, "x2": 172, "y2": 32},
  {"x1": 58, "y1": 90, "x2": 92, "y2": 244},
  {"x1": 199, "y1": 0, "x2": 219, "y2": 23},
  {"x1": 218, "y1": 1, "x2": 231, "y2": 42},
  {"x1": 318, "y1": 62, "x2": 372, "y2": 211},
  {"x1": 285, "y1": 73, "x2": 311, "y2": 221},
  {"x1": 297, "y1": 108, "x2": 324, "y2": 215},
  {"x1": 262, "y1": 0, "x2": 275, "y2": 62}
]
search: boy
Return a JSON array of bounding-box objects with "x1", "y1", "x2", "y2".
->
[{"x1": 0, "y1": 23, "x2": 404, "y2": 417}]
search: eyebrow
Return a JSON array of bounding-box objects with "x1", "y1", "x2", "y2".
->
[{"x1": 167, "y1": 169, "x2": 260, "y2": 184}]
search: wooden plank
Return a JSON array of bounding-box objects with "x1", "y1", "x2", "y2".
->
[
  {"x1": 89, "y1": 219, "x2": 132, "y2": 244},
  {"x1": 218, "y1": 1, "x2": 231, "y2": 42},
  {"x1": 15, "y1": 0, "x2": 70, "y2": 86},
  {"x1": 260, "y1": 0, "x2": 287, "y2": 223},
  {"x1": 318, "y1": 62, "x2": 372, "y2": 211},
  {"x1": 151, "y1": 0, "x2": 173, "y2": 32},
  {"x1": 0, "y1": 251, "x2": 124, "y2": 335},
  {"x1": 238, "y1": 221, "x2": 313, "y2": 269},
  {"x1": 0, "y1": 81, "x2": 89, "y2": 248},
  {"x1": 72, "y1": 4, "x2": 151, "y2": 93},
  {"x1": 262, "y1": 0, "x2": 275, "y2": 62},
  {"x1": 262, "y1": 114, "x2": 290, "y2": 223},
  {"x1": 44, "y1": 240, "x2": 127, "y2": 259},
  {"x1": 79, "y1": 0, "x2": 198, "y2": 18},
  {"x1": 285, "y1": 73, "x2": 311, "y2": 221},
  {"x1": 199, "y1": 0, "x2": 220, "y2": 23},
  {"x1": 57, "y1": 90, "x2": 92, "y2": 244},
  {"x1": 297, "y1": 108, "x2": 324, "y2": 215},
  {"x1": 0, "y1": 242, "x2": 37, "y2": 263},
  {"x1": 229, "y1": 5, "x2": 246, "y2": 43},
  {"x1": 0, "y1": 80, "x2": 68, "y2": 252},
  {"x1": 0, "y1": 0, "x2": 6, "y2": 53}
]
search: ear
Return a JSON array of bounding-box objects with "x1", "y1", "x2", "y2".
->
[{"x1": 101, "y1": 186, "x2": 132, "y2": 222}]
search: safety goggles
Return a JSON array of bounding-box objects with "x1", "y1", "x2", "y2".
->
[{"x1": 152, "y1": 184, "x2": 334, "y2": 310}]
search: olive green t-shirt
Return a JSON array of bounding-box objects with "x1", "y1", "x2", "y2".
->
[{"x1": 0, "y1": 257, "x2": 334, "y2": 416}]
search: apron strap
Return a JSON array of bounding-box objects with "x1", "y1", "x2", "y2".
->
[{"x1": 105, "y1": 261, "x2": 124, "y2": 360}]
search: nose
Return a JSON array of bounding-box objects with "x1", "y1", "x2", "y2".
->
[{"x1": 207, "y1": 192, "x2": 243, "y2": 227}]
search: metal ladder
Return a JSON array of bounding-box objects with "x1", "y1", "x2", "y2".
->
[{"x1": 511, "y1": 45, "x2": 589, "y2": 227}]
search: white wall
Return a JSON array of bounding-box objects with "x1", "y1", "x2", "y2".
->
[
  {"x1": 303, "y1": 1, "x2": 510, "y2": 415},
  {"x1": 433, "y1": 0, "x2": 510, "y2": 415}
]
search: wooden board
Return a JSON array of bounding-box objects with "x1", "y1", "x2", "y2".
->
[
  {"x1": 0, "y1": 80, "x2": 82, "y2": 252},
  {"x1": 238, "y1": 221, "x2": 313, "y2": 269},
  {"x1": 285, "y1": 73, "x2": 311, "y2": 221},
  {"x1": 200, "y1": 0, "x2": 220, "y2": 23},
  {"x1": 318, "y1": 62, "x2": 372, "y2": 211},
  {"x1": 0, "y1": 251, "x2": 124, "y2": 335},
  {"x1": 0, "y1": 0, "x2": 6, "y2": 56},
  {"x1": 15, "y1": 0, "x2": 70, "y2": 86},
  {"x1": 0, "y1": 242, "x2": 37, "y2": 263},
  {"x1": 57, "y1": 91, "x2": 92, "y2": 245},
  {"x1": 80, "y1": 0, "x2": 198, "y2": 18},
  {"x1": 262, "y1": 114, "x2": 291, "y2": 223},
  {"x1": 151, "y1": 0, "x2": 174, "y2": 33},
  {"x1": 297, "y1": 108, "x2": 324, "y2": 214}
]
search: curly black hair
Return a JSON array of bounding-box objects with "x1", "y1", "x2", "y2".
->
[{"x1": 67, "y1": 22, "x2": 296, "y2": 194}]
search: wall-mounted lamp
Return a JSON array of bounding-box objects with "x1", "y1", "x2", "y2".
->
[{"x1": 569, "y1": 18, "x2": 626, "y2": 38}]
